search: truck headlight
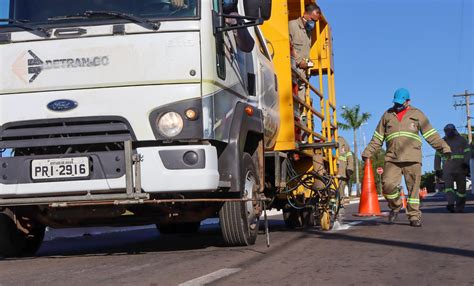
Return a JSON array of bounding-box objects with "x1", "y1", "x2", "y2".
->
[{"x1": 157, "y1": 112, "x2": 184, "y2": 137}]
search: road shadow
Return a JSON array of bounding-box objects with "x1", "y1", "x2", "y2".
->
[
  {"x1": 0, "y1": 218, "x2": 287, "y2": 261},
  {"x1": 305, "y1": 230, "x2": 474, "y2": 259}
]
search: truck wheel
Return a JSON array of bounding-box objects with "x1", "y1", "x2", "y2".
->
[
  {"x1": 0, "y1": 213, "x2": 45, "y2": 257},
  {"x1": 20, "y1": 225, "x2": 46, "y2": 257},
  {"x1": 156, "y1": 222, "x2": 201, "y2": 235},
  {"x1": 0, "y1": 213, "x2": 21, "y2": 257},
  {"x1": 220, "y1": 153, "x2": 260, "y2": 246},
  {"x1": 283, "y1": 207, "x2": 302, "y2": 229}
]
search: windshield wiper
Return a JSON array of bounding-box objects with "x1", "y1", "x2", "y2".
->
[
  {"x1": 49, "y1": 11, "x2": 160, "y2": 31},
  {"x1": 0, "y1": 18, "x2": 51, "y2": 37}
]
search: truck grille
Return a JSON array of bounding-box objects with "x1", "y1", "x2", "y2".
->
[{"x1": 0, "y1": 117, "x2": 134, "y2": 153}]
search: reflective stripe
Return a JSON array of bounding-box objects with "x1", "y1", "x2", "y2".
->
[
  {"x1": 407, "y1": 198, "x2": 420, "y2": 204},
  {"x1": 338, "y1": 152, "x2": 352, "y2": 161},
  {"x1": 386, "y1": 132, "x2": 422, "y2": 143},
  {"x1": 464, "y1": 148, "x2": 471, "y2": 153},
  {"x1": 374, "y1": 131, "x2": 384, "y2": 142},
  {"x1": 444, "y1": 188, "x2": 455, "y2": 194},
  {"x1": 451, "y1": 155, "x2": 465, "y2": 160},
  {"x1": 385, "y1": 192, "x2": 400, "y2": 199},
  {"x1": 456, "y1": 192, "x2": 466, "y2": 198},
  {"x1": 423, "y1": 128, "x2": 437, "y2": 139}
]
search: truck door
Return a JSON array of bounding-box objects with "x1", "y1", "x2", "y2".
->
[{"x1": 253, "y1": 27, "x2": 279, "y2": 150}]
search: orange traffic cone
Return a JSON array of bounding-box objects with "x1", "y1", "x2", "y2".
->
[
  {"x1": 419, "y1": 187, "x2": 427, "y2": 200},
  {"x1": 354, "y1": 158, "x2": 388, "y2": 217},
  {"x1": 400, "y1": 190, "x2": 407, "y2": 210}
]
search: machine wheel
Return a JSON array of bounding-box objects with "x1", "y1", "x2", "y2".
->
[
  {"x1": 301, "y1": 208, "x2": 315, "y2": 227},
  {"x1": 156, "y1": 222, "x2": 201, "y2": 235},
  {"x1": 283, "y1": 207, "x2": 302, "y2": 229},
  {"x1": 0, "y1": 213, "x2": 45, "y2": 257},
  {"x1": 220, "y1": 153, "x2": 260, "y2": 246},
  {"x1": 320, "y1": 210, "x2": 332, "y2": 231}
]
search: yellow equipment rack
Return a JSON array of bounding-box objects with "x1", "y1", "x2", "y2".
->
[{"x1": 261, "y1": 0, "x2": 339, "y2": 177}]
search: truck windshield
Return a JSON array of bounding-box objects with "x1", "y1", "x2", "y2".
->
[{"x1": 7, "y1": 0, "x2": 199, "y2": 24}]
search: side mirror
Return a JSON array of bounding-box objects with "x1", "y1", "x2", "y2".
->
[
  {"x1": 244, "y1": 0, "x2": 272, "y2": 21},
  {"x1": 223, "y1": 0, "x2": 238, "y2": 14}
]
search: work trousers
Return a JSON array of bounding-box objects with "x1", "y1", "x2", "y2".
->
[
  {"x1": 382, "y1": 161, "x2": 422, "y2": 221},
  {"x1": 338, "y1": 179, "x2": 348, "y2": 200},
  {"x1": 443, "y1": 170, "x2": 466, "y2": 211}
]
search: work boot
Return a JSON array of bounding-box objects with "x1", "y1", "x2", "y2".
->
[
  {"x1": 388, "y1": 210, "x2": 398, "y2": 224},
  {"x1": 446, "y1": 204, "x2": 455, "y2": 213},
  {"x1": 410, "y1": 220, "x2": 422, "y2": 227}
]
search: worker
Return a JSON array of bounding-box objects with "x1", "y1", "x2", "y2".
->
[
  {"x1": 434, "y1": 124, "x2": 470, "y2": 213},
  {"x1": 289, "y1": 4, "x2": 321, "y2": 142},
  {"x1": 336, "y1": 136, "x2": 354, "y2": 221},
  {"x1": 337, "y1": 136, "x2": 354, "y2": 202},
  {"x1": 362, "y1": 88, "x2": 451, "y2": 227}
]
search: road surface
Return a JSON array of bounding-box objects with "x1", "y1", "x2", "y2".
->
[{"x1": 0, "y1": 194, "x2": 473, "y2": 286}]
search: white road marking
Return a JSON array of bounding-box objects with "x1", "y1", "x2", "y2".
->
[
  {"x1": 179, "y1": 268, "x2": 241, "y2": 286},
  {"x1": 331, "y1": 217, "x2": 379, "y2": 232}
]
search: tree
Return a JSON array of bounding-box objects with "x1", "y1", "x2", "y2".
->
[
  {"x1": 339, "y1": 105, "x2": 371, "y2": 195},
  {"x1": 421, "y1": 171, "x2": 436, "y2": 192}
]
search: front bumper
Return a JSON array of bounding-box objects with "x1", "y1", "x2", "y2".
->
[{"x1": 0, "y1": 145, "x2": 219, "y2": 198}]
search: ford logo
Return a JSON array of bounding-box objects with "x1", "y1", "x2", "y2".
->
[{"x1": 47, "y1": 99, "x2": 78, "y2": 112}]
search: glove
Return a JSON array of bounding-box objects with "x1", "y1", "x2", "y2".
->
[
  {"x1": 346, "y1": 169, "x2": 354, "y2": 177},
  {"x1": 443, "y1": 152, "x2": 452, "y2": 160},
  {"x1": 435, "y1": 170, "x2": 443, "y2": 179}
]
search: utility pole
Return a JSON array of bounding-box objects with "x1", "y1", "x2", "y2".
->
[{"x1": 453, "y1": 90, "x2": 474, "y2": 144}]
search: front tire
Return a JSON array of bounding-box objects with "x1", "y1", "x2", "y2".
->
[
  {"x1": 220, "y1": 153, "x2": 260, "y2": 246},
  {"x1": 0, "y1": 213, "x2": 45, "y2": 257}
]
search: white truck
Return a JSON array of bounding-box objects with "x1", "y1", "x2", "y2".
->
[{"x1": 0, "y1": 0, "x2": 278, "y2": 256}]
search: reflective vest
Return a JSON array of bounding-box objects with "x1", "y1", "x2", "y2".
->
[{"x1": 363, "y1": 106, "x2": 451, "y2": 163}]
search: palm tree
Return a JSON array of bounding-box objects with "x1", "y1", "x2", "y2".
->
[{"x1": 339, "y1": 105, "x2": 371, "y2": 196}]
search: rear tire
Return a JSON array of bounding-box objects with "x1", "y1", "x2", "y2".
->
[{"x1": 220, "y1": 153, "x2": 260, "y2": 246}]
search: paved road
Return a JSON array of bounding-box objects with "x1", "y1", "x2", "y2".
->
[{"x1": 0, "y1": 194, "x2": 473, "y2": 286}]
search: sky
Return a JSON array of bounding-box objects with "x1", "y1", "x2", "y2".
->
[
  {"x1": 0, "y1": 0, "x2": 473, "y2": 173},
  {"x1": 0, "y1": 0, "x2": 7, "y2": 18},
  {"x1": 317, "y1": 0, "x2": 473, "y2": 172}
]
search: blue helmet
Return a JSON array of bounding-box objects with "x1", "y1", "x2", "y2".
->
[{"x1": 393, "y1": 88, "x2": 410, "y2": 105}]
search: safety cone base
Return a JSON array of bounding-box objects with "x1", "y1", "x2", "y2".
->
[{"x1": 353, "y1": 212, "x2": 389, "y2": 217}]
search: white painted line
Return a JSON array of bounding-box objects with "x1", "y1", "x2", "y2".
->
[
  {"x1": 265, "y1": 198, "x2": 362, "y2": 218},
  {"x1": 331, "y1": 217, "x2": 379, "y2": 232},
  {"x1": 179, "y1": 268, "x2": 241, "y2": 286}
]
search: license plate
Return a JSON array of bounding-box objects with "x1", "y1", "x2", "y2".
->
[{"x1": 31, "y1": 157, "x2": 90, "y2": 180}]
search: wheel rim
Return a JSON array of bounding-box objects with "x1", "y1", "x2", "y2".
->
[
  {"x1": 320, "y1": 210, "x2": 331, "y2": 231},
  {"x1": 244, "y1": 170, "x2": 259, "y2": 231}
]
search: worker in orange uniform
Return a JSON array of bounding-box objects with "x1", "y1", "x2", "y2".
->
[
  {"x1": 434, "y1": 124, "x2": 470, "y2": 213},
  {"x1": 362, "y1": 88, "x2": 451, "y2": 227}
]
